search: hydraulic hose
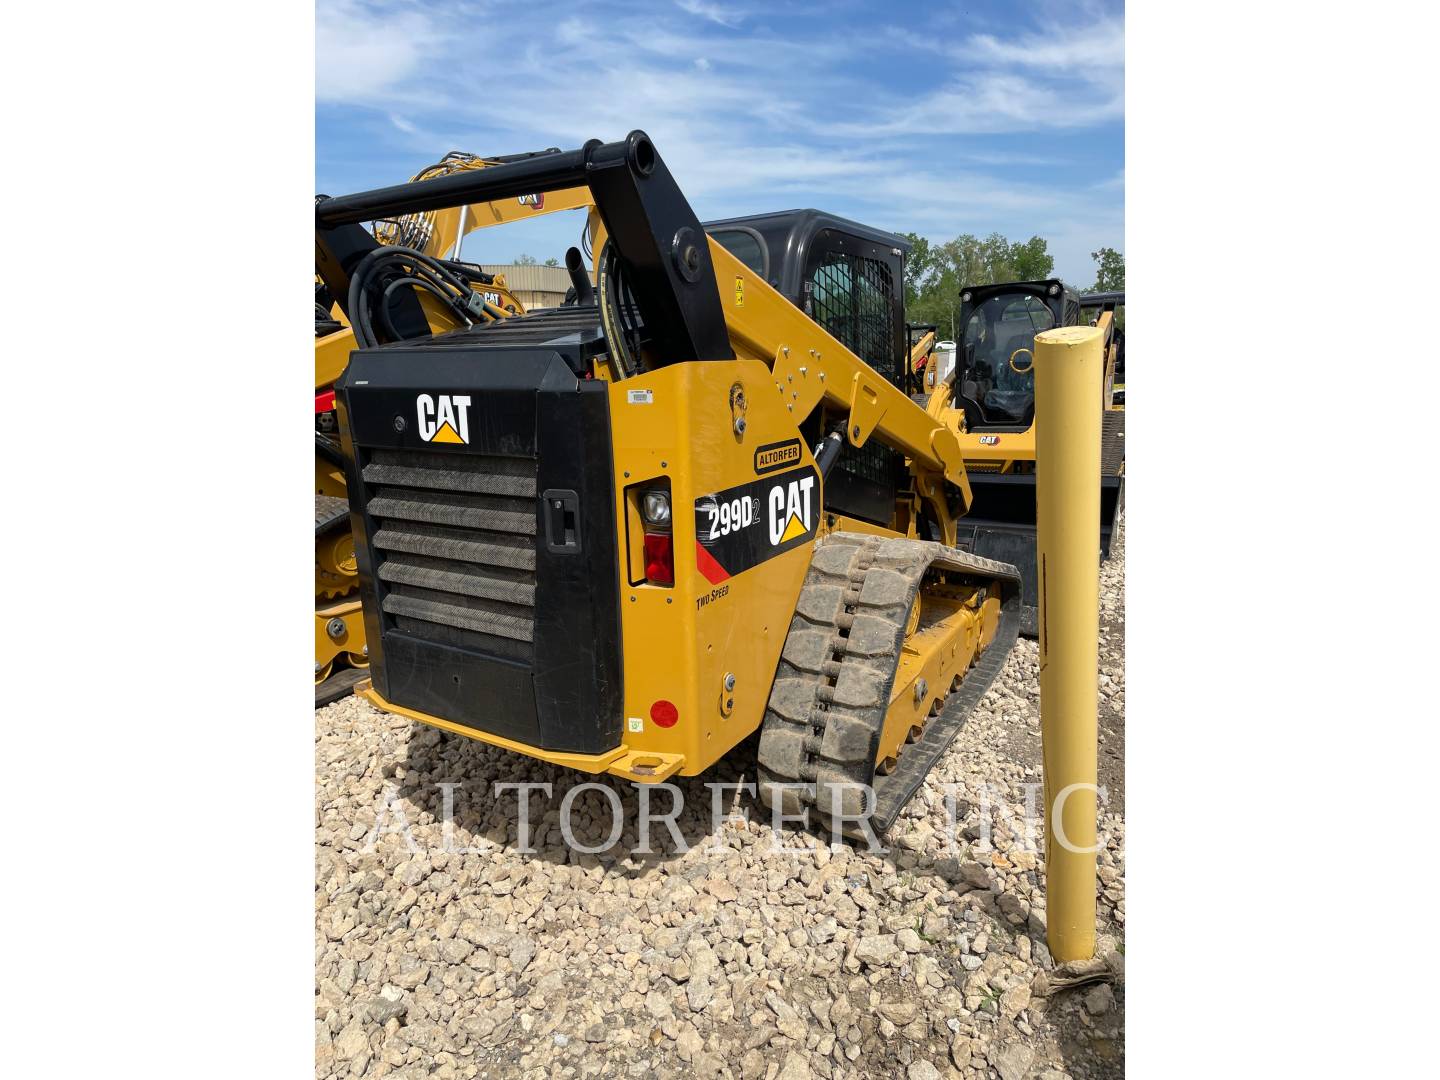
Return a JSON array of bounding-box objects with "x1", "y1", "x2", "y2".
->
[
  {"x1": 596, "y1": 241, "x2": 643, "y2": 376},
  {"x1": 378, "y1": 275, "x2": 461, "y2": 343},
  {"x1": 348, "y1": 245, "x2": 482, "y2": 347}
]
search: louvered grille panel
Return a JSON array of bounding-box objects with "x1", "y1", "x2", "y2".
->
[
  {"x1": 363, "y1": 448, "x2": 538, "y2": 658},
  {"x1": 362, "y1": 449, "x2": 537, "y2": 497}
]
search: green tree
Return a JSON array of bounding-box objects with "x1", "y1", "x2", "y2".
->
[
  {"x1": 900, "y1": 232, "x2": 937, "y2": 310},
  {"x1": 1088, "y1": 247, "x2": 1124, "y2": 291},
  {"x1": 901, "y1": 231, "x2": 953, "y2": 336},
  {"x1": 543, "y1": 256, "x2": 560, "y2": 267},
  {"x1": 901, "y1": 231, "x2": 1056, "y2": 339},
  {"x1": 1008, "y1": 236, "x2": 1054, "y2": 282},
  {"x1": 514, "y1": 253, "x2": 538, "y2": 265}
]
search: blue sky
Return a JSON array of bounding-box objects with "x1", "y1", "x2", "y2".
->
[{"x1": 317, "y1": 0, "x2": 1123, "y2": 283}]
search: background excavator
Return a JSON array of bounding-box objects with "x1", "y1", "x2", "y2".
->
[{"x1": 316, "y1": 132, "x2": 1025, "y2": 834}]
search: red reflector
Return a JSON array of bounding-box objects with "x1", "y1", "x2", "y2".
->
[
  {"x1": 315, "y1": 389, "x2": 335, "y2": 414},
  {"x1": 651, "y1": 700, "x2": 678, "y2": 728},
  {"x1": 643, "y1": 532, "x2": 674, "y2": 585}
]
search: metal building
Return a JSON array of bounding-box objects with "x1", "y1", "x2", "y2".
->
[{"x1": 479, "y1": 263, "x2": 571, "y2": 311}]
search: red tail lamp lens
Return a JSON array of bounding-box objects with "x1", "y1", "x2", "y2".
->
[
  {"x1": 651, "y1": 700, "x2": 678, "y2": 728},
  {"x1": 643, "y1": 532, "x2": 674, "y2": 585}
]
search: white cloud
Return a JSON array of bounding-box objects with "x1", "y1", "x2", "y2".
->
[
  {"x1": 316, "y1": 0, "x2": 1125, "y2": 280},
  {"x1": 674, "y1": 0, "x2": 743, "y2": 28},
  {"x1": 812, "y1": 72, "x2": 1122, "y2": 140},
  {"x1": 315, "y1": 1, "x2": 437, "y2": 104},
  {"x1": 969, "y1": 19, "x2": 1124, "y2": 74}
]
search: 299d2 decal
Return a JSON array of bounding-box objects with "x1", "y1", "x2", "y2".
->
[{"x1": 694, "y1": 464, "x2": 820, "y2": 587}]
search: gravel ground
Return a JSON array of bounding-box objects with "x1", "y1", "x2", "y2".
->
[{"x1": 316, "y1": 516, "x2": 1126, "y2": 1079}]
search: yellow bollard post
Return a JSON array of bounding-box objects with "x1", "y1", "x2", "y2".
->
[{"x1": 1033, "y1": 324, "x2": 1103, "y2": 963}]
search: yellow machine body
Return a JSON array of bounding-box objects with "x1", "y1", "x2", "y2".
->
[
  {"x1": 362, "y1": 356, "x2": 820, "y2": 780},
  {"x1": 315, "y1": 597, "x2": 366, "y2": 685},
  {"x1": 355, "y1": 236, "x2": 1005, "y2": 784}
]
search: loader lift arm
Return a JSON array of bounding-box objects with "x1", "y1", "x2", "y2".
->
[
  {"x1": 710, "y1": 241, "x2": 971, "y2": 514},
  {"x1": 318, "y1": 133, "x2": 731, "y2": 365},
  {"x1": 316, "y1": 131, "x2": 973, "y2": 523}
]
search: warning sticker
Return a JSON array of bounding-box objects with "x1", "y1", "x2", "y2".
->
[
  {"x1": 627, "y1": 389, "x2": 654, "y2": 405},
  {"x1": 694, "y1": 464, "x2": 819, "y2": 585},
  {"x1": 734, "y1": 277, "x2": 745, "y2": 307}
]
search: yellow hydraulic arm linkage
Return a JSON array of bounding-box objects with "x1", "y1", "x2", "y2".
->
[{"x1": 708, "y1": 240, "x2": 973, "y2": 543}]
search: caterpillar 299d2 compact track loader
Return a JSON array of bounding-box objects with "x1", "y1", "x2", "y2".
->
[{"x1": 316, "y1": 132, "x2": 1022, "y2": 835}]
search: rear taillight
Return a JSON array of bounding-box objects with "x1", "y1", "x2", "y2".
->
[
  {"x1": 643, "y1": 532, "x2": 674, "y2": 585},
  {"x1": 640, "y1": 488, "x2": 673, "y2": 586}
]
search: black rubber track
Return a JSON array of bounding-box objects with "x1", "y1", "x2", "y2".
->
[
  {"x1": 1101, "y1": 409, "x2": 1125, "y2": 476},
  {"x1": 315, "y1": 667, "x2": 368, "y2": 709},
  {"x1": 316, "y1": 493, "x2": 350, "y2": 536},
  {"x1": 869, "y1": 598, "x2": 1020, "y2": 831},
  {"x1": 755, "y1": 533, "x2": 1020, "y2": 837}
]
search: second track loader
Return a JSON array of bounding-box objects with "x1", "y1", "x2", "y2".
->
[{"x1": 932, "y1": 280, "x2": 1125, "y2": 634}]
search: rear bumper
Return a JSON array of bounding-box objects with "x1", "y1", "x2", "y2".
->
[{"x1": 358, "y1": 684, "x2": 685, "y2": 782}]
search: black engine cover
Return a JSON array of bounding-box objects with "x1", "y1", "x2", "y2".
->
[{"x1": 335, "y1": 315, "x2": 623, "y2": 755}]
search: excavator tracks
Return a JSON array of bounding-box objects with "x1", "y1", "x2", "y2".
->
[
  {"x1": 316, "y1": 494, "x2": 358, "y2": 600},
  {"x1": 756, "y1": 533, "x2": 1021, "y2": 837},
  {"x1": 316, "y1": 494, "x2": 366, "y2": 705}
]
